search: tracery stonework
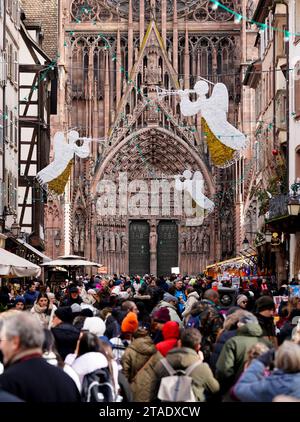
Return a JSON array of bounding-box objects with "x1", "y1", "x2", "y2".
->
[{"x1": 49, "y1": 0, "x2": 243, "y2": 274}]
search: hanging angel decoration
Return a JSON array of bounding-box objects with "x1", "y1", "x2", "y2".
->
[
  {"x1": 157, "y1": 80, "x2": 246, "y2": 167},
  {"x1": 36, "y1": 130, "x2": 90, "y2": 195},
  {"x1": 179, "y1": 81, "x2": 246, "y2": 167}
]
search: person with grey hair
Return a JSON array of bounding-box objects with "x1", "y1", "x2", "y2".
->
[
  {"x1": 215, "y1": 311, "x2": 270, "y2": 396},
  {"x1": 233, "y1": 341, "x2": 300, "y2": 401},
  {"x1": 0, "y1": 312, "x2": 80, "y2": 402}
]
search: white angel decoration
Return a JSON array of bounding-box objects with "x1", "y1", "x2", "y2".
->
[
  {"x1": 37, "y1": 130, "x2": 90, "y2": 195},
  {"x1": 157, "y1": 80, "x2": 246, "y2": 167},
  {"x1": 174, "y1": 170, "x2": 215, "y2": 214}
]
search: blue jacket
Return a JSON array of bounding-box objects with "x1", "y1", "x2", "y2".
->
[
  {"x1": 174, "y1": 289, "x2": 186, "y2": 313},
  {"x1": 23, "y1": 290, "x2": 39, "y2": 305},
  {"x1": 234, "y1": 360, "x2": 300, "y2": 402}
]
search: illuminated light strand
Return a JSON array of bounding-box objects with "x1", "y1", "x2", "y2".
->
[{"x1": 210, "y1": 0, "x2": 300, "y2": 37}]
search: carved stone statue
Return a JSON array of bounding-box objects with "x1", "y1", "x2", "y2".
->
[
  {"x1": 203, "y1": 232, "x2": 210, "y2": 254},
  {"x1": 149, "y1": 228, "x2": 157, "y2": 252},
  {"x1": 144, "y1": 52, "x2": 161, "y2": 85},
  {"x1": 186, "y1": 230, "x2": 192, "y2": 253},
  {"x1": 121, "y1": 231, "x2": 128, "y2": 253},
  {"x1": 73, "y1": 227, "x2": 79, "y2": 252},
  {"x1": 180, "y1": 231, "x2": 188, "y2": 253},
  {"x1": 104, "y1": 230, "x2": 110, "y2": 251},
  {"x1": 109, "y1": 230, "x2": 116, "y2": 251},
  {"x1": 192, "y1": 229, "x2": 198, "y2": 253},
  {"x1": 116, "y1": 232, "x2": 121, "y2": 252},
  {"x1": 79, "y1": 225, "x2": 85, "y2": 252},
  {"x1": 96, "y1": 227, "x2": 103, "y2": 253}
]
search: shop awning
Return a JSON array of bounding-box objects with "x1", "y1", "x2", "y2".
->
[
  {"x1": 0, "y1": 248, "x2": 41, "y2": 277},
  {"x1": 15, "y1": 238, "x2": 51, "y2": 263},
  {"x1": 206, "y1": 252, "x2": 257, "y2": 270}
]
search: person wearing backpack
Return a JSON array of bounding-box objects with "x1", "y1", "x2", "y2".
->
[
  {"x1": 153, "y1": 328, "x2": 219, "y2": 402},
  {"x1": 66, "y1": 332, "x2": 119, "y2": 402}
]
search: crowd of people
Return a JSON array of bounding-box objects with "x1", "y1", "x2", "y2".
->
[{"x1": 0, "y1": 273, "x2": 300, "y2": 403}]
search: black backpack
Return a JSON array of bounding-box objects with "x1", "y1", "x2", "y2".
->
[{"x1": 81, "y1": 367, "x2": 116, "y2": 402}]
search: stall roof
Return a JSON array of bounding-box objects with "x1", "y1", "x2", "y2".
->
[{"x1": 206, "y1": 253, "x2": 257, "y2": 270}]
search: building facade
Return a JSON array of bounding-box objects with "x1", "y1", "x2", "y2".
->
[{"x1": 42, "y1": 0, "x2": 251, "y2": 275}]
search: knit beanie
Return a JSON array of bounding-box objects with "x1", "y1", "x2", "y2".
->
[
  {"x1": 152, "y1": 307, "x2": 171, "y2": 323},
  {"x1": 256, "y1": 295, "x2": 275, "y2": 313},
  {"x1": 14, "y1": 295, "x2": 25, "y2": 305},
  {"x1": 237, "y1": 294, "x2": 248, "y2": 306},
  {"x1": 83, "y1": 317, "x2": 106, "y2": 337},
  {"x1": 163, "y1": 293, "x2": 178, "y2": 304},
  {"x1": 121, "y1": 311, "x2": 139, "y2": 333},
  {"x1": 55, "y1": 306, "x2": 73, "y2": 323}
]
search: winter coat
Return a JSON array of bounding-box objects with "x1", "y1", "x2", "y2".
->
[
  {"x1": 156, "y1": 321, "x2": 180, "y2": 357},
  {"x1": 121, "y1": 336, "x2": 157, "y2": 383},
  {"x1": 210, "y1": 329, "x2": 237, "y2": 373},
  {"x1": 190, "y1": 299, "x2": 224, "y2": 362},
  {"x1": 233, "y1": 360, "x2": 300, "y2": 402},
  {"x1": 23, "y1": 290, "x2": 39, "y2": 306},
  {"x1": 255, "y1": 313, "x2": 277, "y2": 347},
  {"x1": 66, "y1": 351, "x2": 119, "y2": 393},
  {"x1": 182, "y1": 291, "x2": 200, "y2": 322},
  {"x1": 104, "y1": 315, "x2": 121, "y2": 339},
  {"x1": 216, "y1": 323, "x2": 265, "y2": 388},
  {"x1": 51, "y1": 322, "x2": 80, "y2": 360},
  {"x1": 30, "y1": 303, "x2": 51, "y2": 328},
  {"x1": 0, "y1": 355, "x2": 80, "y2": 402},
  {"x1": 154, "y1": 347, "x2": 220, "y2": 402},
  {"x1": 43, "y1": 351, "x2": 81, "y2": 391},
  {"x1": 174, "y1": 289, "x2": 187, "y2": 313},
  {"x1": 154, "y1": 300, "x2": 182, "y2": 326},
  {"x1": 131, "y1": 351, "x2": 162, "y2": 402}
]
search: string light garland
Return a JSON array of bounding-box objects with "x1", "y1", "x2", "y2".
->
[
  {"x1": 210, "y1": 0, "x2": 300, "y2": 37},
  {"x1": 59, "y1": 5, "x2": 286, "y2": 206}
]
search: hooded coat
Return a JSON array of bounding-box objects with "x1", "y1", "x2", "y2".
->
[
  {"x1": 156, "y1": 321, "x2": 180, "y2": 357},
  {"x1": 121, "y1": 336, "x2": 157, "y2": 383},
  {"x1": 153, "y1": 347, "x2": 220, "y2": 402},
  {"x1": 182, "y1": 291, "x2": 200, "y2": 322},
  {"x1": 154, "y1": 300, "x2": 182, "y2": 326},
  {"x1": 216, "y1": 323, "x2": 265, "y2": 388},
  {"x1": 233, "y1": 360, "x2": 300, "y2": 402}
]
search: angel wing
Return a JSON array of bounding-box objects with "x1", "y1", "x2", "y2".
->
[
  {"x1": 202, "y1": 83, "x2": 246, "y2": 151},
  {"x1": 37, "y1": 132, "x2": 72, "y2": 184},
  {"x1": 209, "y1": 83, "x2": 229, "y2": 113}
]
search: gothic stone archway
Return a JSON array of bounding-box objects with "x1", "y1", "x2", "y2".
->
[{"x1": 91, "y1": 127, "x2": 216, "y2": 276}]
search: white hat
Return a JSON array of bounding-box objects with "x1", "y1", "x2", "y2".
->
[{"x1": 83, "y1": 317, "x2": 106, "y2": 337}]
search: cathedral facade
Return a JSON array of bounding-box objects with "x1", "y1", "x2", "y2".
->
[{"x1": 47, "y1": 0, "x2": 245, "y2": 276}]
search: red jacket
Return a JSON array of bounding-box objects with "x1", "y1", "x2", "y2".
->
[{"x1": 156, "y1": 321, "x2": 180, "y2": 357}]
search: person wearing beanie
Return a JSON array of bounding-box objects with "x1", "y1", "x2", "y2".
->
[
  {"x1": 14, "y1": 296, "x2": 25, "y2": 311},
  {"x1": 83, "y1": 317, "x2": 106, "y2": 338},
  {"x1": 152, "y1": 307, "x2": 170, "y2": 324},
  {"x1": 236, "y1": 294, "x2": 248, "y2": 310},
  {"x1": 60, "y1": 285, "x2": 83, "y2": 307},
  {"x1": 152, "y1": 293, "x2": 182, "y2": 327},
  {"x1": 216, "y1": 310, "x2": 268, "y2": 395},
  {"x1": 121, "y1": 311, "x2": 139, "y2": 334},
  {"x1": 51, "y1": 306, "x2": 80, "y2": 360},
  {"x1": 156, "y1": 321, "x2": 180, "y2": 357},
  {"x1": 151, "y1": 307, "x2": 171, "y2": 344},
  {"x1": 255, "y1": 295, "x2": 277, "y2": 347}
]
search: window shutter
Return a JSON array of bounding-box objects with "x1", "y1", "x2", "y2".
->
[{"x1": 295, "y1": 61, "x2": 300, "y2": 118}]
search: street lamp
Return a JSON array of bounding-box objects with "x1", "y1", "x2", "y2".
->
[
  {"x1": 54, "y1": 231, "x2": 61, "y2": 248},
  {"x1": 242, "y1": 237, "x2": 249, "y2": 249},
  {"x1": 10, "y1": 218, "x2": 21, "y2": 238},
  {"x1": 288, "y1": 182, "x2": 300, "y2": 216},
  {"x1": 265, "y1": 229, "x2": 272, "y2": 243}
]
